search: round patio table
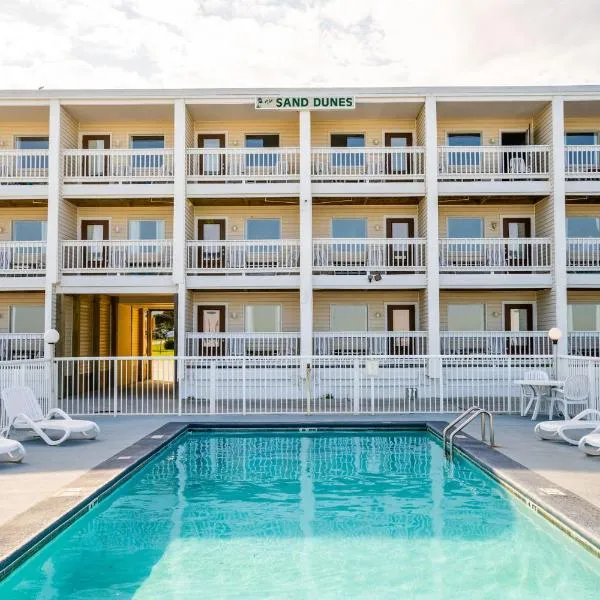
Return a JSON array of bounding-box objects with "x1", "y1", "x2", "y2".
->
[{"x1": 513, "y1": 379, "x2": 564, "y2": 420}]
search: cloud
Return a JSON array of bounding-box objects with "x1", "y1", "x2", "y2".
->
[{"x1": 0, "y1": 0, "x2": 598, "y2": 89}]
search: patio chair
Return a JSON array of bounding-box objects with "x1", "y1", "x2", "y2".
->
[
  {"x1": 520, "y1": 370, "x2": 550, "y2": 416},
  {"x1": 579, "y1": 426, "x2": 600, "y2": 456},
  {"x1": 549, "y1": 374, "x2": 589, "y2": 420},
  {"x1": 1, "y1": 386, "x2": 99, "y2": 446},
  {"x1": 0, "y1": 436, "x2": 25, "y2": 463},
  {"x1": 535, "y1": 409, "x2": 600, "y2": 445}
]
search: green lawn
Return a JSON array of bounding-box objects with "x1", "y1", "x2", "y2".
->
[{"x1": 151, "y1": 340, "x2": 174, "y2": 356}]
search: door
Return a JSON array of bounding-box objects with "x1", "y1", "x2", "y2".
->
[
  {"x1": 198, "y1": 219, "x2": 226, "y2": 269},
  {"x1": 197, "y1": 134, "x2": 225, "y2": 175},
  {"x1": 503, "y1": 218, "x2": 532, "y2": 268},
  {"x1": 501, "y1": 131, "x2": 528, "y2": 174},
  {"x1": 386, "y1": 218, "x2": 415, "y2": 269},
  {"x1": 387, "y1": 305, "x2": 416, "y2": 355},
  {"x1": 385, "y1": 133, "x2": 413, "y2": 174},
  {"x1": 81, "y1": 219, "x2": 109, "y2": 268},
  {"x1": 82, "y1": 135, "x2": 110, "y2": 176},
  {"x1": 504, "y1": 303, "x2": 533, "y2": 355},
  {"x1": 197, "y1": 305, "x2": 226, "y2": 356}
]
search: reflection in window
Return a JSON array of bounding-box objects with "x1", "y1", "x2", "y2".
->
[
  {"x1": 447, "y1": 133, "x2": 481, "y2": 167},
  {"x1": 245, "y1": 305, "x2": 281, "y2": 332},
  {"x1": 10, "y1": 305, "x2": 45, "y2": 333},
  {"x1": 568, "y1": 304, "x2": 600, "y2": 331},
  {"x1": 331, "y1": 305, "x2": 368, "y2": 332},
  {"x1": 565, "y1": 132, "x2": 598, "y2": 168},
  {"x1": 447, "y1": 304, "x2": 485, "y2": 331},
  {"x1": 332, "y1": 218, "x2": 367, "y2": 238},
  {"x1": 15, "y1": 136, "x2": 49, "y2": 169},
  {"x1": 331, "y1": 134, "x2": 365, "y2": 167},
  {"x1": 245, "y1": 134, "x2": 279, "y2": 167},
  {"x1": 128, "y1": 220, "x2": 165, "y2": 240},
  {"x1": 246, "y1": 219, "x2": 281, "y2": 240},
  {"x1": 567, "y1": 216, "x2": 600, "y2": 238},
  {"x1": 130, "y1": 136, "x2": 165, "y2": 169},
  {"x1": 447, "y1": 218, "x2": 483, "y2": 238},
  {"x1": 12, "y1": 220, "x2": 47, "y2": 241}
]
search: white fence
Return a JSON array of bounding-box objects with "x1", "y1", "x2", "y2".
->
[
  {"x1": 186, "y1": 240, "x2": 300, "y2": 274},
  {"x1": 564, "y1": 145, "x2": 600, "y2": 180},
  {"x1": 566, "y1": 238, "x2": 600, "y2": 271},
  {"x1": 0, "y1": 241, "x2": 46, "y2": 275},
  {"x1": 186, "y1": 148, "x2": 300, "y2": 182},
  {"x1": 0, "y1": 333, "x2": 45, "y2": 361},
  {"x1": 61, "y1": 240, "x2": 173, "y2": 274},
  {"x1": 438, "y1": 145, "x2": 550, "y2": 180},
  {"x1": 0, "y1": 150, "x2": 48, "y2": 183},
  {"x1": 568, "y1": 332, "x2": 600, "y2": 357},
  {"x1": 439, "y1": 238, "x2": 552, "y2": 272},
  {"x1": 440, "y1": 332, "x2": 553, "y2": 355},
  {"x1": 313, "y1": 238, "x2": 426, "y2": 273},
  {"x1": 558, "y1": 356, "x2": 600, "y2": 411},
  {"x1": 185, "y1": 332, "x2": 301, "y2": 356},
  {"x1": 313, "y1": 332, "x2": 428, "y2": 356},
  {"x1": 63, "y1": 149, "x2": 174, "y2": 183},
  {"x1": 311, "y1": 147, "x2": 425, "y2": 181}
]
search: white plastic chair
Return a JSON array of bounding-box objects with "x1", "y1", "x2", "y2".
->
[
  {"x1": 0, "y1": 436, "x2": 25, "y2": 463},
  {"x1": 520, "y1": 370, "x2": 550, "y2": 416},
  {"x1": 549, "y1": 375, "x2": 589, "y2": 420},
  {"x1": 535, "y1": 408, "x2": 600, "y2": 445},
  {"x1": 1, "y1": 386, "x2": 99, "y2": 446}
]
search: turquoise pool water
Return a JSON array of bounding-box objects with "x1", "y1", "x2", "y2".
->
[{"x1": 1, "y1": 430, "x2": 599, "y2": 599}]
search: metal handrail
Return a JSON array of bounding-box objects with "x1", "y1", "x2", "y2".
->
[{"x1": 443, "y1": 405, "x2": 495, "y2": 459}]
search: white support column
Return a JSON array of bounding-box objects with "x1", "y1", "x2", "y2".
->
[
  {"x1": 551, "y1": 97, "x2": 568, "y2": 355},
  {"x1": 176, "y1": 283, "x2": 187, "y2": 401},
  {"x1": 299, "y1": 110, "x2": 313, "y2": 358},
  {"x1": 173, "y1": 99, "x2": 187, "y2": 285},
  {"x1": 424, "y1": 96, "x2": 440, "y2": 359}
]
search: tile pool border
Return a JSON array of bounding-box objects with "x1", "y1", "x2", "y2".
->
[{"x1": 1, "y1": 418, "x2": 599, "y2": 581}]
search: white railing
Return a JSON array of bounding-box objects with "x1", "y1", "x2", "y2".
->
[
  {"x1": 440, "y1": 332, "x2": 553, "y2": 355},
  {"x1": 439, "y1": 238, "x2": 552, "y2": 272},
  {"x1": 0, "y1": 333, "x2": 45, "y2": 360},
  {"x1": 564, "y1": 145, "x2": 600, "y2": 180},
  {"x1": 313, "y1": 238, "x2": 426, "y2": 273},
  {"x1": 186, "y1": 240, "x2": 300, "y2": 274},
  {"x1": 63, "y1": 149, "x2": 174, "y2": 183},
  {"x1": 311, "y1": 147, "x2": 424, "y2": 181},
  {"x1": 558, "y1": 356, "x2": 600, "y2": 411},
  {"x1": 566, "y1": 238, "x2": 600, "y2": 271},
  {"x1": 61, "y1": 240, "x2": 173, "y2": 274},
  {"x1": 568, "y1": 332, "x2": 600, "y2": 357},
  {"x1": 313, "y1": 332, "x2": 428, "y2": 356},
  {"x1": 438, "y1": 145, "x2": 550, "y2": 180},
  {"x1": 0, "y1": 241, "x2": 46, "y2": 275},
  {"x1": 0, "y1": 150, "x2": 48, "y2": 183},
  {"x1": 185, "y1": 332, "x2": 300, "y2": 356},
  {"x1": 186, "y1": 148, "x2": 300, "y2": 182}
]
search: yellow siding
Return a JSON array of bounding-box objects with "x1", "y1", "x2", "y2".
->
[
  {"x1": 437, "y1": 118, "x2": 531, "y2": 146},
  {"x1": 194, "y1": 119, "x2": 299, "y2": 147},
  {"x1": 60, "y1": 108, "x2": 78, "y2": 150},
  {"x1": 0, "y1": 121, "x2": 48, "y2": 149},
  {"x1": 533, "y1": 104, "x2": 553, "y2": 145},
  {"x1": 311, "y1": 119, "x2": 416, "y2": 147},
  {"x1": 439, "y1": 205, "x2": 535, "y2": 237},
  {"x1": 564, "y1": 117, "x2": 600, "y2": 134},
  {"x1": 415, "y1": 107, "x2": 426, "y2": 146},
  {"x1": 78, "y1": 121, "x2": 174, "y2": 148},
  {"x1": 60, "y1": 200, "x2": 78, "y2": 240},
  {"x1": 566, "y1": 203, "x2": 600, "y2": 217},
  {"x1": 0, "y1": 292, "x2": 45, "y2": 331},
  {"x1": 534, "y1": 196, "x2": 553, "y2": 238},
  {"x1": 568, "y1": 290, "x2": 600, "y2": 303},
  {"x1": 417, "y1": 197, "x2": 427, "y2": 238},
  {"x1": 536, "y1": 289, "x2": 556, "y2": 332},
  {"x1": 0, "y1": 206, "x2": 47, "y2": 242}
]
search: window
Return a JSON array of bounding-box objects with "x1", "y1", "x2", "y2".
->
[
  {"x1": 447, "y1": 304, "x2": 485, "y2": 331},
  {"x1": 447, "y1": 217, "x2": 484, "y2": 238},
  {"x1": 332, "y1": 218, "x2": 367, "y2": 238},
  {"x1": 567, "y1": 216, "x2": 600, "y2": 238},
  {"x1": 331, "y1": 305, "x2": 368, "y2": 332},
  {"x1": 130, "y1": 135, "x2": 165, "y2": 169},
  {"x1": 331, "y1": 134, "x2": 365, "y2": 167},
  {"x1": 12, "y1": 220, "x2": 47, "y2": 241},
  {"x1": 565, "y1": 132, "x2": 597, "y2": 146},
  {"x1": 10, "y1": 306, "x2": 44, "y2": 333},
  {"x1": 15, "y1": 136, "x2": 49, "y2": 169},
  {"x1": 128, "y1": 220, "x2": 165, "y2": 240},
  {"x1": 568, "y1": 304, "x2": 600, "y2": 331},
  {"x1": 447, "y1": 133, "x2": 481, "y2": 167},
  {"x1": 246, "y1": 219, "x2": 281, "y2": 240},
  {"x1": 245, "y1": 134, "x2": 279, "y2": 167},
  {"x1": 245, "y1": 305, "x2": 281, "y2": 332},
  {"x1": 565, "y1": 133, "x2": 598, "y2": 168}
]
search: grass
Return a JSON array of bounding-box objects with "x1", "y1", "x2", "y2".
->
[{"x1": 151, "y1": 339, "x2": 174, "y2": 356}]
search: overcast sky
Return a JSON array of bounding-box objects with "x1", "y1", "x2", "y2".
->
[{"x1": 1, "y1": 0, "x2": 598, "y2": 89}]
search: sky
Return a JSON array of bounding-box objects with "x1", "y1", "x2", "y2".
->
[{"x1": 1, "y1": 0, "x2": 598, "y2": 89}]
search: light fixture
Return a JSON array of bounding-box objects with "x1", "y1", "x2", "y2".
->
[
  {"x1": 230, "y1": 312, "x2": 238, "y2": 319},
  {"x1": 489, "y1": 137, "x2": 496, "y2": 145},
  {"x1": 114, "y1": 225, "x2": 120, "y2": 233},
  {"x1": 490, "y1": 222, "x2": 498, "y2": 231},
  {"x1": 373, "y1": 139, "x2": 380, "y2": 145},
  {"x1": 114, "y1": 140, "x2": 121, "y2": 147},
  {"x1": 367, "y1": 272, "x2": 382, "y2": 283},
  {"x1": 232, "y1": 225, "x2": 239, "y2": 232},
  {"x1": 232, "y1": 140, "x2": 239, "y2": 146},
  {"x1": 548, "y1": 327, "x2": 562, "y2": 344},
  {"x1": 375, "y1": 312, "x2": 382, "y2": 319},
  {"x1": 492, "y1": 311, "x2": 500, "y2": 318},
  {"x1": 44, "y1": 329, "x2": 60, "y2": 345},
  {"x1": 374, "y1": 224, "x2": 381, "y2": 232}
]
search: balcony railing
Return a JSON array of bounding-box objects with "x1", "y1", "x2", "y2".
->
[
  {"x1": 311, "y1": 147, "x2": 425, "y2": 181},
  {"x1": 441, "y1": 331, "x2": 553, "y2": 355},
  {"x1": 186, "y1": 148, "x2": 300, "y2": 183},
  {"x1": 186, "y1": 240, "x2": 300, "y2": 275},
  {"x1": 313, "y1": 239, "x2": 426, "y2": 273},
  {"x1": 567, "y1": 238, "x2": 600, "y2": 271},
  {"x1": 63, "y1": 149, "x2": 174, "y2": 183},
  {"x1": 439, "y1": 238, "x2": 552, "y2": 272},
  {"x1": 0, "y1": 242, "x2": 46, "y2": 275},
  {"x1": 568, "y1": 332, "x2": 600, "y2": 357},
  {"x1": 185, "y1": 332, "x2": 300, "y2": 356},
  {"x1": 565, "y1": 145, "x2": 600, "y2": 180},
  {"x1": 314, "y1": 332, "x2": 428, "y2": 356},
  {"x1": 61, "y1": 240, "x2": 173, "y2": 274},
  {"x1": 438, "y1": 145, "x2": 550, "y2": 181},
  {"x1": 0, "y1": 150, "x2": 48, "y2": 183},
  {"x1": 0, "y1": 333, "x2": 44, "y2": 360}
]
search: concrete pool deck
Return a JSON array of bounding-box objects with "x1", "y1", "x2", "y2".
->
[{"x1": 1, "y1": 414, "x2": 600, "y2": 569}]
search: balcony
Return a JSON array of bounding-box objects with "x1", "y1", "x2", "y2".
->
[
  {"x1": 313, "y1": 332, "x2": 428, "y2": 356},
  {"x1": 0, "y1": 333, "x2": 44, "y2": 360},
  {"x1": 185, "y1": 332, "x2": 300, "y2": 356},
  {"x1": 440, "y1": 331, "x2": 552, "y2": 355},
  {"x1": 568, "y1": 332, "x2": 600, "y2": 357},
  {"x1": 0, "y1": 242, "x2": 46, "y2": 287},
  {"x1": 439, "y1": 238, "x2": 552, "y2": 288},
  {"x1": 0, "y1": 150, "x2": 48, "y2": 198},
  {"x1": 437, "y1": 145, "x2": 550, "y2": 195},
  {"x1": 565, "y1": 146, "x2": 600, "y2": 193},
  {"x1": 566, "y1": 238, "x2": 600, "y2": 286}
]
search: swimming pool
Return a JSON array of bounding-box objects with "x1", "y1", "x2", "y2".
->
[{"x1": 1, "y1": 430, "x2": 599, "y2": 598}]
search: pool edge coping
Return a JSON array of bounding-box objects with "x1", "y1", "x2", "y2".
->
[{"x1": 1, "y1": 419, "x2": 599, "y2": 581}]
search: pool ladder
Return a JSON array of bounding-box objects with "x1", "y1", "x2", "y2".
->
[{"x1": 443, "y1": 406, "x2": 495, "y2": 460}]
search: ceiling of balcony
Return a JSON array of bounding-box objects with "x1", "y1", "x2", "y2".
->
[
  {"x1": 0, "y1": 105, "x2": 48, "y2": 122},
  {"x1": 564, "y1": 99, "x2": 600, "y2": 117},
  {"x1": 437, "y1": 100, "x2": 548, "y2": 119},
  {"x1": 63, "y1": 103, "x2": 174, "y2": 122}
]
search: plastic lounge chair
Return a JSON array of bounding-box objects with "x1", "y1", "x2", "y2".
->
[
  {"x1": 534, "y1": 409, "x2": 600, "y2": 445},
  {"x1": 549, "y1": 374, "x2": 589, "y2": 419},
  {"x1": 579, "y1": 427, "x2": 600, "y2": 456},
  {"x1": 0, "y1": 436, "x2": 25, "y2": 463},
  {"x1": 1, "y1": 386, "x2": 99, "y2": 446}
]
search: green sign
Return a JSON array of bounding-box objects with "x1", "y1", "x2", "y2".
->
[{"x1": 255, "y1": 96, "x2": 355, "y2": 110}]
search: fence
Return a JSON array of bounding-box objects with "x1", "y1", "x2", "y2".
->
[{"x1": 0, "y1": 150, "x2": 49, "y2": 183}]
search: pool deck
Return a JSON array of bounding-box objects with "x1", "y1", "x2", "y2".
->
[{"x1": 1, "y1": 414, "x2": 600, "y2": 569}]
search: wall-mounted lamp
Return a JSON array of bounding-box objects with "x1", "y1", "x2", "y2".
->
[
  {"x1": 230, "y1": 312, "x2": 238, "y2": 320},
  {"x1": 490, "y1": 222, "x2": 498, "y2": 231},
  {"x1": 232, "y1": 140, "x2": 239, "y2": 146},
  {"x1": 114, "y1": 225, "x2": 120, "y2": 233},
  {"x1": 492, "y1": 311, "x2": 500, "y2": 318},
  {"x1": 114, "y1": 140, "x2": 121, "y2": 148},
  {"x1": 373, "y1": 139, "x2": 380, "y2": 145},
  {"x1": 231, "y1": 225, "x2": 239, "y2": 232},
  {"x1": 374, "y1": 312, "x2": 382, "y2": 319},
  {"x1": 489, "y1": 137, "x2": 497, "y2": 145},
  {"x1": 374, "y1": 224, "x2": 381, "y2": 232},
  {"x1": 0, "y1": 226, "x2": 4, "y2": 234},
  {"x1": 367, "y1": 272, "x2": 382, "y2": 283},
  {"x1": 0, "y1": 140, "x2": 5, "y2": 147}
]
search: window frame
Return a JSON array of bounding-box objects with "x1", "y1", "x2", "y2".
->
[
  {"x1": 127, "y1": 219, "x2": 166, "y2": 240},
  {"x1": 330, "y1": 304, "x2": 368, "y2": 332},
  {"x1": 245, "y1": 218, "x2": 281, "y2": 240},
  {"x1": 568, "y1": 304, "x2": 600, "y2": 332},
  {"x1": 446, "y1": 217, "x2": 484, "y2": 238},
  {"x1": 447, "y1": 303, "x2": 486, "y2": 332},
  {"x1": 566, "y1": 216, "x2": 600, "y2": 238},
  {"x1": 11, "y1": 220, "x2": 47, "y2": 241},
  {"x1": 10, "y1": 305, "x2": 45, "y2": 334},
  {"x1": 331, "y1": 217, "x2": 368, "y2": 239},
  {"x1": 244, "y1": 304, "x2": 282, "y2": 333}
]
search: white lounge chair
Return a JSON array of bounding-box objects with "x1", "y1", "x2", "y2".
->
[
  {"x1": 579, "y1": 427, "x2": 600, "y2": 456},
  {"x1": 534, "y1": 409, "x2": 600, "y2": 445},
  {"x1": 549, "y1": 374, "x2": 590, "y2": 419},
  {"x1": 1, "y1": 386, "x2": 99, "y2": 446},
  {"x1": 0, "y1": 436, "x2": 25, "y2": 463}
]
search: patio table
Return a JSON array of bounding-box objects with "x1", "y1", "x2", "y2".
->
[{"x1": 513, "y1": 379, "x2": 564, "y2": 420}]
